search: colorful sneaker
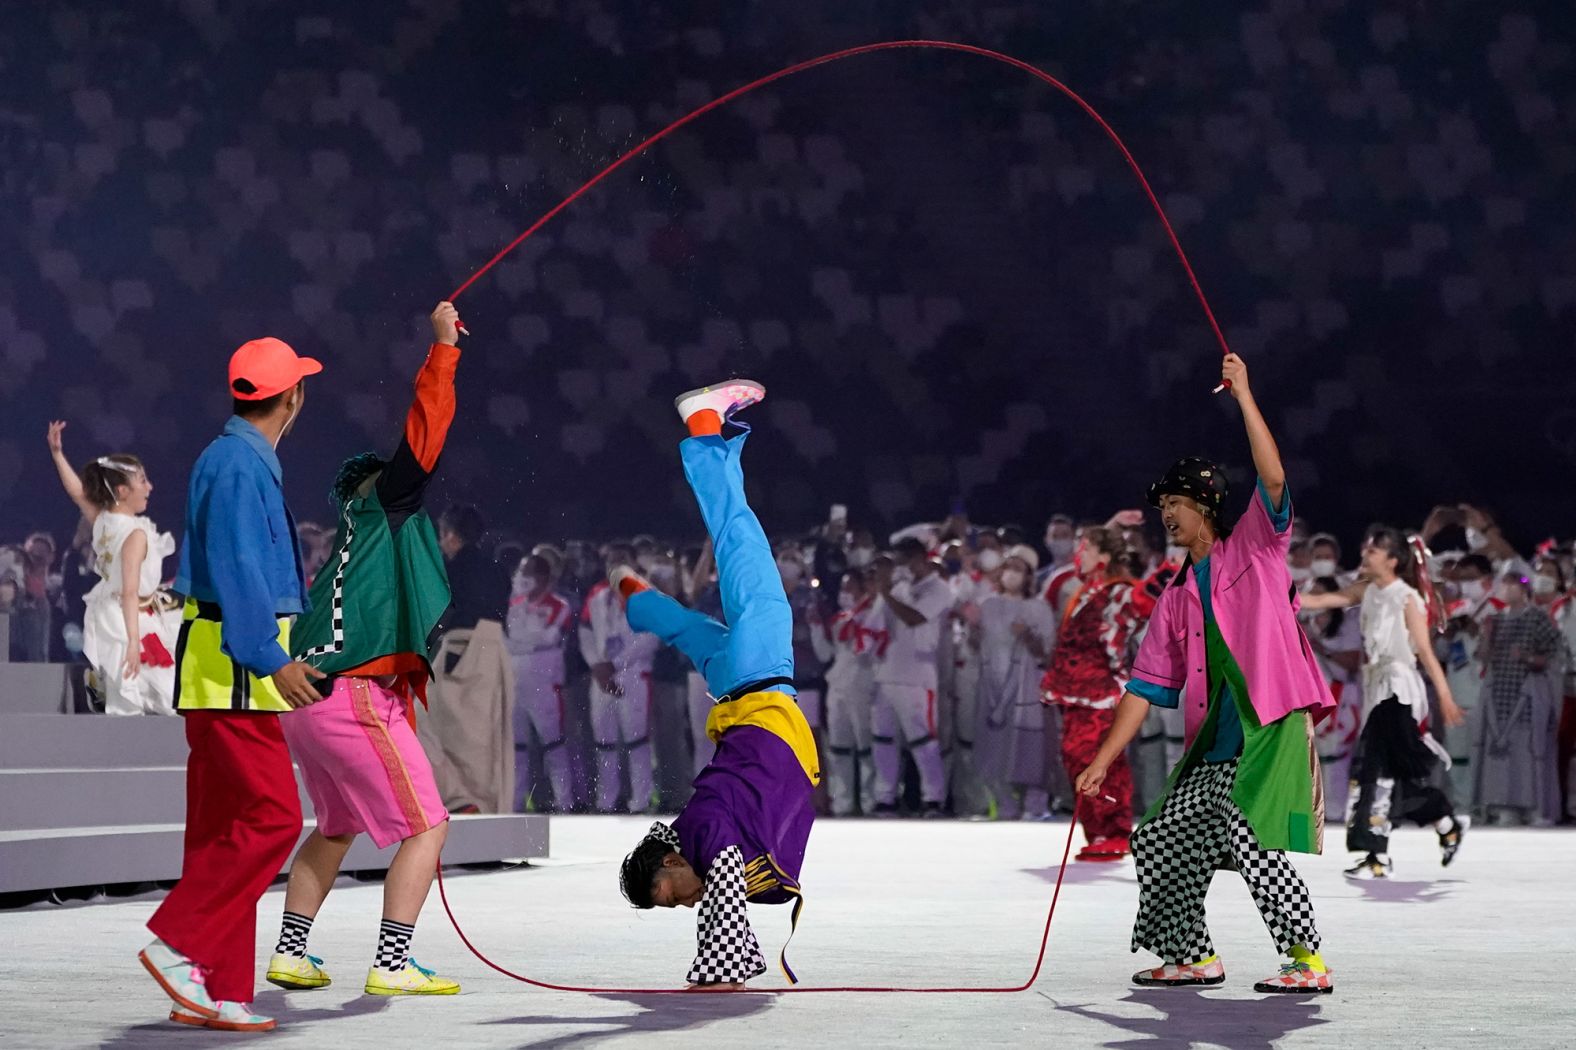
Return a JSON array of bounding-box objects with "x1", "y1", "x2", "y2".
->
[
  {"x1": 1253, "y1": 962, "x2": 1334, "y2": 994},
  {"x1": 674, "y1": 379, "x2": 766, "y2": 425},
  {"x1": 1343, "y1": 853, "x2": 1392, "y2": 880},
  {"x1": 364, "y1": 958, "x2": 461, "y2": 996},
  {"x1": 1132, "y1": 959, "x2": 1226, "y2": 987},
  {"x1": 138, "y1": 939, "x2": 218, "y2": 1019},
  {"x1": 1439, "y1": 814, "x2": 1469, "y2": 867},
  {"x1": 1078, "y1": 836, "x2": 1131, "y2": 861},
  {"x1": 608, "y1": 565, "x2": 652, "y2": 604},
  {"x1": 266, "y1": 952, "x2": 333, "y2": 990},
  {"x1": 171, "y1": 1001, "x2": 278, "y2": 1032}
]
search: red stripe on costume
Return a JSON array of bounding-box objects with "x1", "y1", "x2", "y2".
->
[
  {"x1": 404, "y1": 344, "x2": 461, "y2": 472},
  {"x1": 350, "y1": 678, "x2": 430, "y2": 838},
  {"x1": 925, "y1": 689, "x2": 937, "y2": 737}
]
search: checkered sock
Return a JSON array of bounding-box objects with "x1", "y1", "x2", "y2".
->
[
  {"x1": 375, "y1": 919, "x2": 416, "y2": 972},
  {"x1": 276, "y1": 911, "x2": 313, "y2": 958}
]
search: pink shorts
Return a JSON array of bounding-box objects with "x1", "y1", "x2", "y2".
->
[{"x1": 281, "y1": 676, "x2": 448, "y2": 849}]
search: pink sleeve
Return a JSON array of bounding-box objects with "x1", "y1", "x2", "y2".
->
[{"x1": 1129, "y1": 594, "x2": 1185, "y2": 690}]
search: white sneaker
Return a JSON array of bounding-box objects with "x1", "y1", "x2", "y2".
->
[
  {"x1": 674, "y1": 379, "x2": 766, "y2": 425},
  {"x1": 171, "y1": 1001, "x2": 277, "y2": 1032},
  {"x1": 139, "y1": 939, "x2": 218, "y2": 1019}
]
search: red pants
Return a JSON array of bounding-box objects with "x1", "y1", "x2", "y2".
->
[
  {"x1": 148, "y1": 712, "x2": 303, "y2": 1002},
  {"x1": 1060, "y1": 704, "x2": 1133, "y2": 842}
]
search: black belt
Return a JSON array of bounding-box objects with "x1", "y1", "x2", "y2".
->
[{"x1": 716, "y1": 676, "x2": 796, "y2": 705}]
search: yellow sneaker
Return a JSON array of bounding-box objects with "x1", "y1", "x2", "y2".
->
[
  {"x1": 363, "y1": 958, "x2": 460, "y2": 996},
  {"x1": 267, "y1": 952, "x2": 332, "y2": 990}
]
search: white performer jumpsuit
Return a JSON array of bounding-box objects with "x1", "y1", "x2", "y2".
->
[
  {"x1": 579, "y1": 581, "x2": 660, "y2": 813},
  {"x1": 872, "y1": 572, "x2": 955, "y2": 807},
  {"x1": 506, "y1": 586, "x2": 574, "y2": 810}
]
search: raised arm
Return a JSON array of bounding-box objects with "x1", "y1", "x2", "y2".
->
[
  {"x1": 1221, "y1": 354, "x2": 1285, "y2": 509},
  {"x1": 47, "y1": 422, "x2": 100, "y2": 522},
  {"x1": 375, "y1": 302, "x2": 463, "y2": 520}
]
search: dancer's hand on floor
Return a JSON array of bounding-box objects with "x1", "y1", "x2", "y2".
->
[
  {"x1": 1075, "y1": 761, "x2": 1109, "y2": 798},
  {"x1": 272, "y1": 660, "x2": 328, "y2": 708}
]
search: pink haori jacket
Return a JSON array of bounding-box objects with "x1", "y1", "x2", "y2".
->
[{"x1": 1128, "y1": 484, "x2": 1336, "y2": 751}]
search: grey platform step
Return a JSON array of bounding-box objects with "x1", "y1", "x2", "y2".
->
[
  {"x1": 0, "y1": 767, "x2": 313, "y2": 831},
  {"x1": 0, "y1": 665, "x2": 73, "y2": 715},
  {"x1": 0, "y1": 813, "x2": 549, "y2": 894},
  {"x1": 0, "y1": 714, "x2": 189, "y2": 770}
]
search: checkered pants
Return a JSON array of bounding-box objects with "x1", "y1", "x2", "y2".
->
[
  {"x1": 1130, "y1": 759, "x2": 1320, "y2": 965},
  {"x1": 686, "y1": 845, "x2": 767, "y2": 985}
]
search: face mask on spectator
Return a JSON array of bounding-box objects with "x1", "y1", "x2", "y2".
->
[
  {"x1": 999, "y1": 568, "x2": 1026, "y2": 593},
  {"x1": 1458, "y1": 579, "x2": 1488, "y2": 604},
  {"x1": 1532, "y1": 575, "x2": 1558, "y2": 597},
  {"x1": 651, "y1": 564, "x2": 677, "y2": 590},
  {"x1": 838, "y1": 592, "x2": 857, "y2": 611},
  {"x1": 1047, "y1": 537, "x2": 1076, "y2": 563},
  {"x1": 636, "y1": 552, "x2": 658, "y2": 573},
  {"x1": 1289, "y1": 565, "x2": 1312, "y2": 584},
  {"x1": 977, "y1": 549, "x2": 1003, "y2": 573},
  {"x1": 1311, "y1": 558, "x2": 1338, "y2": 578},
  {"x1": 1466, "y1": 528, "x2": 1489, "y2": 552},
  {"x1": 847, "y1": 547, "x2": 874, "y2": 568},
  {"x1": 778, "y1": 559, "x2": 805, "y2": 585}
]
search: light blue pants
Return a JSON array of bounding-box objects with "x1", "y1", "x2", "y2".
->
[{"x1": 626, "y1": 432, "x2": 794, "y2": 700}]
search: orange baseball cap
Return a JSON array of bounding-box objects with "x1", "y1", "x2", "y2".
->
[{"x1": 228, "y1": 338, "x2": 323, "y2": 400}]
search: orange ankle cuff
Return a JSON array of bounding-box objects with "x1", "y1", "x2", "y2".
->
[{"x1": 687, "y1": 409, "x2": 723, "y2": 437}]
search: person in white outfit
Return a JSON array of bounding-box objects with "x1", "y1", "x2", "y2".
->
[
  {"x1": 46, "y1": 421, "x2": 179, "y2": 715},
  {"x1": 871, "y1": 538, "x2": 956, "y2": 816},
  {"x1": 1302, "y1": 526, "x2": 1468, "y2": 879},
  {"x1": 814, "y1": 568, "x2": 884, "y2": 815},
  {"x1": 975, "y1": 545, "x2": 1056, "y2": 819},
  {"x1": 506, "y1": 548, "x2": 574, "y2": 810},
  {"x1": 579, "y1": 542, "x2": 661, "y2": 813}
]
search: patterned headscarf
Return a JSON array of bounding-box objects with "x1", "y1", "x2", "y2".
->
[{"x1": 1146, "y1": 456, "x2": 1229, "y2": 520}]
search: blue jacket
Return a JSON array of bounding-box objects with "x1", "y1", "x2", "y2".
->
[{"x1": 173, "y1": 417, "x2": 310, "y2": 676}]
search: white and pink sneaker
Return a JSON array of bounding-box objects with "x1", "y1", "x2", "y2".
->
[
  {"x1": 674, "y1": 379, "x2": 766, "y2": 425},
  {"x1": 139, "y1": 939, "x2": 218, "y2": 1019},
  {"x1": 1132, "y1": 958, "x2": 1226, "y2": 987},
  {"x1": 1254, "y1": 962, "x2": 1334, "y2": 995}
]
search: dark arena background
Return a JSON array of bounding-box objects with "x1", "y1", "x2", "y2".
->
[{"x1": 1, "y1": 3, "x2": 1573, "y2": 1048}]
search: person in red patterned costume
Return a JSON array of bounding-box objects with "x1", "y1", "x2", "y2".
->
[{"x1": 1043, "y1": 525, "x2": 1140, "y2": 860}]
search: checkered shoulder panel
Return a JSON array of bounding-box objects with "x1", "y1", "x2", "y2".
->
[
  {"x1": 686, "y1": 844, "x2": 767, "y2": 985},
  {"x1": 299, "y1": 513, "x2": 355, "y2": 660}
]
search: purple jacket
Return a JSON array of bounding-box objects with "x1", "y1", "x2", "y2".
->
[
  {"x1": 672, "y1": 724, "x2": 814, "y2": 904},
  {"x1": 1129, "y1": 488, "x2": 1336, "y2": 750}
]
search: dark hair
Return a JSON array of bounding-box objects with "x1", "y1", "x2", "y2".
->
[
  {"x1": 439, "y1": 503, "x2": 486, "y2": 546},
  {"x1": 1365, "y1": 526, "x2": 1420, "y2": 589},
  {"x1": 1456, "y1": 554, "x2": 1494, "y2": 578},
  {"x1": 80, "y1": 454, "x2": 145, "y2": 509},
  {"x1": 619, "y1": 836, "x2": 677, "y2": 909},
  {"x1": 893, "y1": 537, "x2": 927, "y2": 561},
  {"x1": 233, "y1": 388, "x2": 291, "y2": 420},
  {"x1": 331, "y1": 452, "x2": 385, "y2": 506}
]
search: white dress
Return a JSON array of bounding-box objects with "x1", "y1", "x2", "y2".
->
[
  {"x1": 82, "y1": 512, "x2": 180, "y2": 715},
  {"x1": 1359, "y1": 578, "x2": 1450, "y2": 766}
]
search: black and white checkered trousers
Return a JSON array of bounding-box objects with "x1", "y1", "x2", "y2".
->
[
  {"x1": 686, "y1": 845, "x2": 767, "y2": 985},
  {"x1": 1130, "y1": 758, "x2": 1320, "y2": 965}
]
